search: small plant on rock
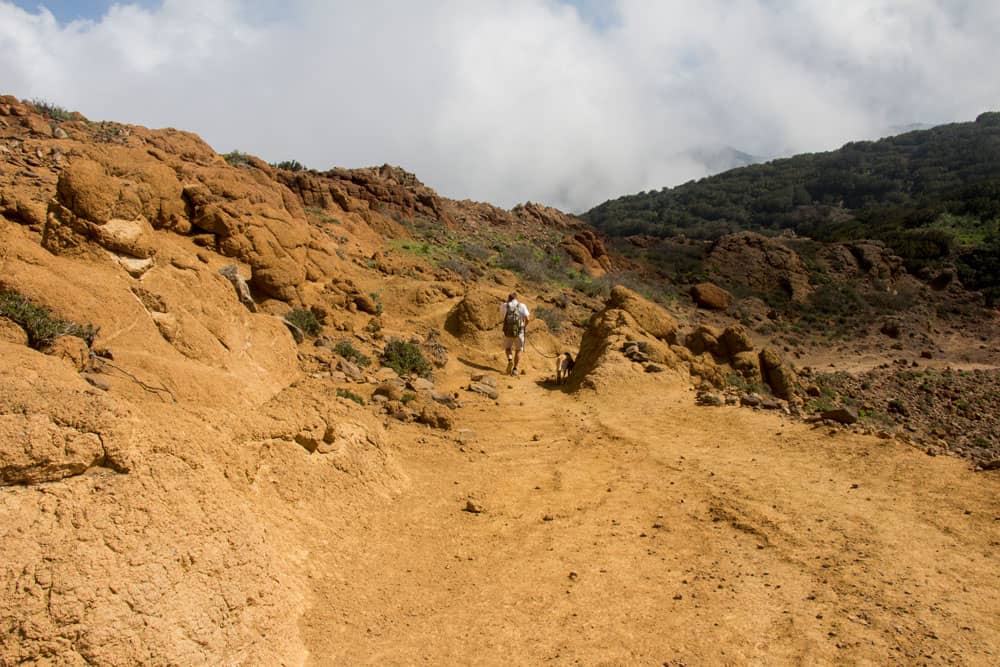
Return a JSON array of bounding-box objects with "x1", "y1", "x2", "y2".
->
[
  {"x1": 381, "y1": 339, "x2": 432, "y2": 378},
  {"x1": 223, "y1": 150, "x2": 253, "y2": 167},
  {"x1": 285, "y1": 308, "x2": 322, "y2": 337},
  {"x1": 30, "y1": 98, "x2": 73, "y2": 121},
  {"x1": 336, "y1": 388, "x2": 366, "y2": 406},
  {"x1": 335, "y1": 340, "x2": 372, "y2": 367},
  {"x1": 0, "y1": 291, "x2": 98, "y2": 349}
]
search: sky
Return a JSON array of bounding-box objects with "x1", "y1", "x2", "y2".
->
[{"x1": 2, "y1": 1, "x2": 999, "y2": 213}]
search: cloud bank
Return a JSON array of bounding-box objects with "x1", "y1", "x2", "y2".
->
[{"x1": 2, "y1": 0, "x2": 999, "y2": 212}]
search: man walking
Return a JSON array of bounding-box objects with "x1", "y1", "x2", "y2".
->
[{"x1": 500, "y1": 292, "x2": 530, "y2": 376}]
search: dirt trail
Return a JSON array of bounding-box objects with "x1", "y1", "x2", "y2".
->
[{"x1": 298, "y1": 370, "x2": 1000, "y2": 665}]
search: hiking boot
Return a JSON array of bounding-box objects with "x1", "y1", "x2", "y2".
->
[
  {"x1": 511, "y1": 367, "x2": 520, "y2": 376},
  {"x1": 505, "y1": 360, "x2": 513, "y2": 375}
]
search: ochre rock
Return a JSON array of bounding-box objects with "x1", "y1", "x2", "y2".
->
[
  {"x1": 606, "y1": 286, "x2": 678, "y2": 343},
  {"x1": 708, "y1": 232, "x2": 812, "y2": 302},
  {"x1": 759, "y1": 346, "x2": 800, "y2": 399},
  {"x1": 445, "y1": 289, "x2": 503, "y2": 338},
  {"x1": 690, "y1": 282, "x2": 732, "y2": 310}
]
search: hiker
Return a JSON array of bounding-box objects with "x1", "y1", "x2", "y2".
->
[{"x1": 499, "y1": 292, "x2": 530, "y2": 376}]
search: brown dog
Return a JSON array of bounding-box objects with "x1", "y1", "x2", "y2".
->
[{"x1": 556, "y1": 352, "x2": 575, "y2": 384}]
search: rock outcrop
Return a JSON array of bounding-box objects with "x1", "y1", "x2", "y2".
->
[{"x1": 708, "y1": 232, "x2": 812, "y2": 302}]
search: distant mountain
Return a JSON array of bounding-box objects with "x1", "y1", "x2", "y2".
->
[
  {"x1": 887, "y1": 122, "x2": 935, "y2": 135},
  {"x1": 681, "y1": 144, "x2": 764, "y2": 174},
  {"x1": 584, "y1": 112, "x2": 1000, "y2": 302}
]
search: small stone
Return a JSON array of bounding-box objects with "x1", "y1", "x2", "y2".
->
[
  {"x1": 468, "y1": 381, "x2": 499, "y2": 400},
  {"x1": 543, "y1": 514, "x2": 554, "y2": 522},
  {"x1": 463, "y1": 499, "x2": 484, "y2": 514}
]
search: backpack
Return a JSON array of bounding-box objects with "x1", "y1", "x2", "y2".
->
[{"x1": 502, "y1": 301, "x2": 522, "y2": 337}]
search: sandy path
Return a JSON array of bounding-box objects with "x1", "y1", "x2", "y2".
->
[{"x1": 299, "y1": 371, "x2": 1000, "y2": 665}]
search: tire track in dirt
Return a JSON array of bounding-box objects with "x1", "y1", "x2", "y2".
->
[{"x1": 299, "y1": 372, "x2": 1000, "y2": 665}]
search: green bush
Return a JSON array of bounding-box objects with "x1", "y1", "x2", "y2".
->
[
  {"x1": 534, "y1": 305, "x2": 566, "y2": 332},
  {"x1": 498, "y1": 245, "x2": 568, "y2": 284},
  {"x1": 30, "y1": 98, "x2": 72, "y2": 122},
  {"x1": 223, "y1": 150, "x2": 253, "y2": 167},
  {"x1": 0, "y1": 291, "x2": 98, "y2": 349},
  {"x1": 272, "y1": 160, "x2": 304, "y2": 171},
  {"x1": 381, "y1": 339, "x2": 432, "y2": 378},
  {"x1": 285, "y1": 308, "x2": 321, "y2": 337},
  {"x1": 336, "y1": 388, "x2": 365, "y2": 405},
  {"x1": 401, "y1": 393, "x2": 417, "y2": 405},
  {"x1": 334, "y1": 340, "x2": 372, "y2": 367}
]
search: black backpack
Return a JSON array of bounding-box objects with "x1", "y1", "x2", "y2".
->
[{"x1": 502, "y1": 301, "x2": 522, "y2": 337}]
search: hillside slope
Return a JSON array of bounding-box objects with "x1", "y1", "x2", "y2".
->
[
  {"x1": 1, "y1": 96, "x2": 999, "y2": 665},
  {"x1": 585, "y1": 113, "x2": 1000, "y2": 302}
]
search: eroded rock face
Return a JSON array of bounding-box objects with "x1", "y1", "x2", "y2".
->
[
  {"x1": 0, "y1": 341, "x2": 133, "y2": 486},
  {"x1": 0, "y1": 414, "x2": 105, "y2": 485},
  {"x1": 708, "y1": 232, "x2": 812, "y2": 302},
  {"x1": 561, "y1": 230, "x2": 612, "y2": 276},
  {"x1": 445, "y1": 289, "x2": 504, "y2": 338},
  {"x1": 41, "y1": 137, "x2": 311, "y2": 302},
  {"x1": 569, "y1": 287, "x2": 680, "y2": 390},
  {"x1": 606, "y1": 286, "x2": 678, "y2": 343}
]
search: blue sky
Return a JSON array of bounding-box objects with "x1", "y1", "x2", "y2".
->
[
  {"x1": 2, "y1": 1, "x2": 998, "y2": 212},
  {"x1": 12, "y1": 0, "x2": 158, "y2": 22},
  {"x1": 14, "y1": 0, "x2": 615, "y2": 26}
]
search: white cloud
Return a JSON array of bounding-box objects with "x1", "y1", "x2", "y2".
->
[{"x1": 1, "y1": 0, "x2": 998, "y2": 212}]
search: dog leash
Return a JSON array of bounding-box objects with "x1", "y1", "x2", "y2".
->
[{"x1": 526, "y1": 332, "x2": 561, "y2": 359}]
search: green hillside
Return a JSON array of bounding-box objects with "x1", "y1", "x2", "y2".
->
[{"x1": 585, "y1": 113, "x2": 1000, "y2": 302}]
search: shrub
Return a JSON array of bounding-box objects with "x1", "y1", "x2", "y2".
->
[
  {"x1": 30, "y1": 98, "x2": 72, "y2": 122},
  {"x1": 336, "y1": 388, "x2": 365, "y2": 405},
  {"x1": 534, "y1": 305, "x2": 566, "y2": 332},
  {"x1": 334, "y1": 340, "x2": 372, "y2": 367},
  {"x1": 285, "y1": 308, "x2": 321, "y2": 337},
  {"x1": 401, "y1": 392, "x2": 417, "y2": 405},
  {"x1": 222, "y1": 150, "x2": 253, "y2": 167},
  {"x1": 439, "y1": 258, "x2": 474, "y2": 281},
  {"x1": 369, "y1": 292, "x2": 384, "y2": 316},
  {"x1": 0, "y1": 291, "x2": 98, "y2": 349},
  {"x1": 381, "y1": 339, "x2": 432, "y2": 378},
  {"x1": 498, "y1": 245, "x2": 568, "y2": 284},
  {"x1": 272, "y1": 160, "x2": 304, "y2": 171}
]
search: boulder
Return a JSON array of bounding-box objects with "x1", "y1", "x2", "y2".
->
[
  {"x1": 690, "y1": 283, "x2": 732, "y2": 310},
  {"x1": 445, "y1": 289, "x2": 503, "y2": 338},
  {"x1": 720, "y1": 324, "x2": 754, "y2": 356},
  {"x1": 418, "y1": 403, "x2": 454, "y2": 430},
  {"x1": 821, "y1": 407, "x2": 859, "y2": 425},
  {"x1": 730, "y1": 351, "x2": 762, "y2": 383},
  {"x1": 606, "y1": 286, "x2": 678, "y2": 342},
  {"x1": 758, "y1": 347, "x2": 799, "y2": 400},
  {"x1": 684, "y1": 325, "x2": 722, "y2": 357},
  {"x1": 373, "y1": 382, "x2": 403, "y2": 402}
]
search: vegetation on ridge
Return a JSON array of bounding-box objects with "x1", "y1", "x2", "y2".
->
[{"x1": 585, "y1": 112, "x2": 1000, "y2": 303}]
